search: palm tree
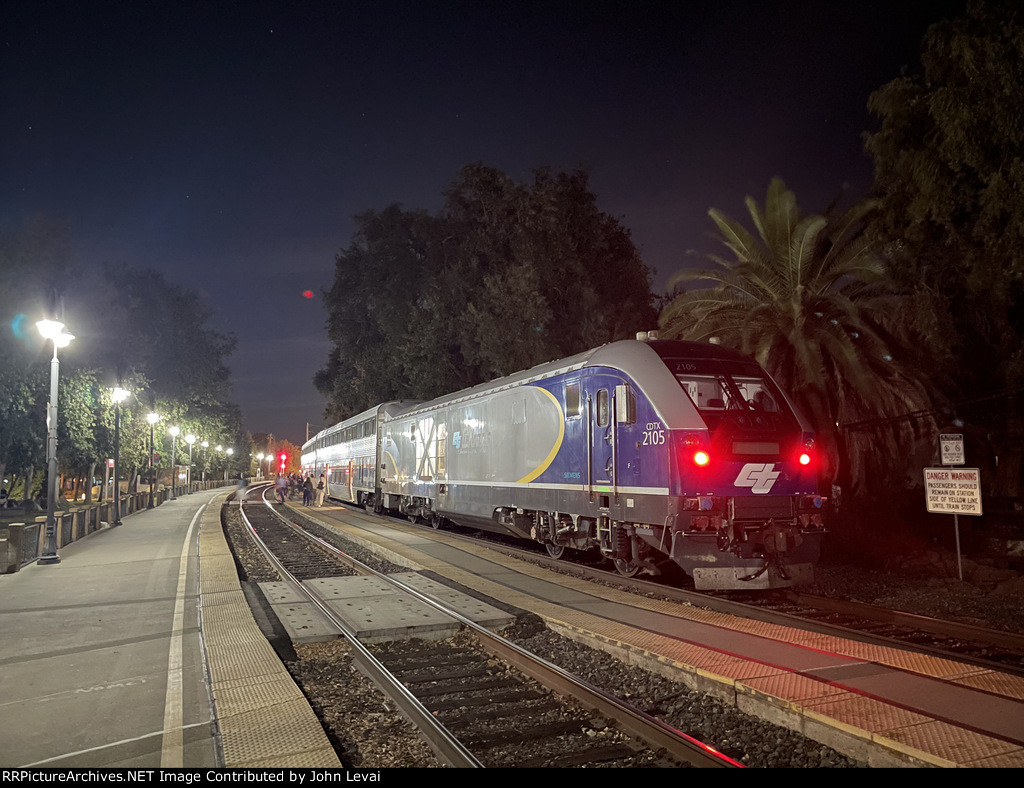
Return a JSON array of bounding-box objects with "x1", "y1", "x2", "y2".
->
[{"x1": 660, "y1": 178, "x2": 938, "y2": 491}]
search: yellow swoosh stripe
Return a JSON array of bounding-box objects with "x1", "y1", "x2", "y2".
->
[{"x1": 517, "y1": 387, "x2": 565, "y2": 484}]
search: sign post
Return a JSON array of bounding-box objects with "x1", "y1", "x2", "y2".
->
[{"x1": 925, "y1": 434, "x2": 981, "y2": 580}]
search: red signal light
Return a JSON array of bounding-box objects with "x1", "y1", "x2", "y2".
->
[
  {"x1": 799, "y1": 435, "x2": 816, "y2": 468},
  {"x1": 682, "y1": 433, "x2": 710, "y2": 467}
]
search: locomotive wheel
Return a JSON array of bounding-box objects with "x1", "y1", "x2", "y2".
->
[
  {"x1": 545, "y1": 543, "x2": 565, "y2": 559},
  {"x1": 613, "y1": 557, "x2": 641, "y2": 578},
  {"x1": 430, "y1": 513, "x2": 444, "y2": 530}
]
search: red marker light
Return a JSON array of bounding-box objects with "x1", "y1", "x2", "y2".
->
[
  {"x1": 798, "y1": 452, "x2": 812, "y2": 466},
  {"x1": 693, "y1": 450, "x2": 710, "y2": 466},
  {"x1": 302, "y1": 290, "x2": 314, "y2": 299}
]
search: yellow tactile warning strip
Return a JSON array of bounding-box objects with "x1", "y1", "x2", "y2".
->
[
  {"x1": 302, "y1": 507, "x2": 1024, "y2": 768},
  {"x1": 199, "y1": 495, "x2": 340, "y2": 768}
]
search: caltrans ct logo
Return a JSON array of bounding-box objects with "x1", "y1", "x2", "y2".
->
[{"x1": 734, "y1": 463, "x2": 780, "y2": 494}]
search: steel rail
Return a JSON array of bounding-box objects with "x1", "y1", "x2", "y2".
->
[
  {"x1": 474, "y1": 534, "x2": 1024, "y2": 673},
  {"x1": 322, "y1": 502, "x2": 1024, "y2": 676},
  {"x1": 281, "y1": 502, "x2": 743, "y2": 768},
  {"x1": 239, "y1": 489, "x2": 484, "y2": 768},
  {"x1": 783, "y1": 590, "x2": 1024, "y2": 651}
]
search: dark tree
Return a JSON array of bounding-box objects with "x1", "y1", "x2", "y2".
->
[
  {"x1": 0, "y1": 218, "x2": 244, "y2": 497},
  {"x1": 317, "y1": 164, "x2": 657, "y2": 420},
  {"x1": 661, "y1": 179, "x2": 939, "y2": 491},
  {"x1": 865, "y1": 0, "x2": 1024, "y2": 495}
]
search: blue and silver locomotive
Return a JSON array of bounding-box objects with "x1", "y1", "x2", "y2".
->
[{"x1": 303, "y1": 336, "x2": 826, "y2": 590}]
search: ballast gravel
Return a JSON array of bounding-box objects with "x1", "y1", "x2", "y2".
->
[{"x1": 221, "y1": 501, "x2": 1022, "y2": 768}]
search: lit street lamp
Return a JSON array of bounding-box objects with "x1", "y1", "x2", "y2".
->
[
  {"x1": 257, "y1": 453, "x2": 264, "y2": 481},
  {"x1": 147, "y1": 412, "x2": 160, "y2": 509},
  {"x1": 36, "y1": 319, "x2": 75, "y2": 565},
  {"x1": 201, "y1": 441, "x2": 209, "y2": 483},
  {"x1": 111, "y1": 386, "x2": 130, "y2": 527},
  {"x1": 168, "y1": 426, "x2": 180, "y2": 500}
]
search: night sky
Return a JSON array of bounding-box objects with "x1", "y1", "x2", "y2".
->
[{"x1": 1, "y1": 0, "x2": 965, "y2": 445}]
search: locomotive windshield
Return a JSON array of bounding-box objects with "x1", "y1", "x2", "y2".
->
[
  {"x1": 677, "y1": 371, "x2": 778, "y2": 413},
  {"x1": 664, "y1": 358, "x2": 791, "y2": 418}
]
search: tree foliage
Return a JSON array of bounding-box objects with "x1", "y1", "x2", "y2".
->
[
  {"x1": 0, "y1": 217, "x2": 244, "y2": 497},
  {"x1": 317, "y1": 164, "x2": 657, "y2": 420},
  {"x1": 660, "y1": 178, "x2": 939, "y2": 491},
  {"x1": 865, "y1": 0, "x2": 1024, "y2": 495}
]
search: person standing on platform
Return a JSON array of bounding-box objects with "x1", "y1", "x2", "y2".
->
[
  {"x1": 316, "y1": 473, "x2": 326, "y2": 507},
  {"x1": 302, "y1": 475, "x2": 313, "y2": 506},
  {"x1": 275, "y1": 475, "x2": 287, "y2": 504}
]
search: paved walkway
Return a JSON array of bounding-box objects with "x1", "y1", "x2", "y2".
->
[{"x1": 0, "y1": 491, "x2": 227, "y2": 767}]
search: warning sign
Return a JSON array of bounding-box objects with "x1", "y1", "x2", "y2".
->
[
  {"x1": 939, "y1": 434, "x2": 965, "y2": 465},
  {"x1": 924, "y1": 468, "x2": 982, "y2": 515}
]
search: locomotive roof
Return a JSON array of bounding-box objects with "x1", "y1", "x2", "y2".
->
[
  {"x1": 644, "y1": 339, "x2": 756, "y2": 363},
  {"x1": 394, "y1": 338, "x2": 761, "y2": 426}
]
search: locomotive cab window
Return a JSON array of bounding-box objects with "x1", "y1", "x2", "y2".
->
[
  {"x1": 615, "y1": 384, "x2": 636, "y2": 424},
  {"x1": 596, "y1": 389, "x2": 609, "y2": 427},
  {"x1": 674, "y1": 367, "x2": 786, "y2": 416},
  {"x1": 565, "y1": 381, "x2": 581, "y2": 418}
]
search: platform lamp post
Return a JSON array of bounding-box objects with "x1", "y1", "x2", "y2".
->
[
  {"x1": 186, "y1": 435, "x2": 196, "y2": 488},
  {"x1": 111, "y1": 386, "x2": 130, "y2": 527},
  {"x1": 257, "y1": 453, "x2": 264, "y2": 480},
  {"x1": 201, "y1": 441, "x2": 209, "y2": 483},
  {"x1": 146, "y1": 412, "x2": 159, "y2": 508},
  {"x1": 226, "y1": 447, "x2": 234, "y2": 481},
  {"x1": 168, "y1": 426, "x2": 180, "y2": 500},
  {"x1": 36, "y1": 319, "x2": 75, "y2": 565}
]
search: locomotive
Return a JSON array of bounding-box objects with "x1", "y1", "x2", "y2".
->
[{"x1": 302, "y1": 336, "x2": 826, "y2": 590}]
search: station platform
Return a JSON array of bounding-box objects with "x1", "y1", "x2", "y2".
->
[
  {"x1": 301, "y1": 502, "x2": 1024, "y2": 769},
  {"x1": 0, "y1": 489, "x2": 339, "y2": 769},
  {"x1": 7, "y1": 487, "x2": 1024, "y2": 769}
]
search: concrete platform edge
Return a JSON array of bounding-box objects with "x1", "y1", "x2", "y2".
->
[{"x1": 199, "y1": 493, "x2": 341, "y2": 768}]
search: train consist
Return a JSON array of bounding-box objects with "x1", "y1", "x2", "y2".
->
[{"x1": 301, "y1": 336, "x2": 826, "y2": 590}]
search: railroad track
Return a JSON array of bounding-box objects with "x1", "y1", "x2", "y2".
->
[
  {"x1": 233, "y1": 485, "x2": 742, "y2": 769},
  {"x1": 351, "y1": 501, "x2": 1024, "y2": 677}
]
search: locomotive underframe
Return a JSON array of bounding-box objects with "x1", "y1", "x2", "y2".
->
[{"x1": 381, "y1": 483, "x2": 824, "y2": 590}]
